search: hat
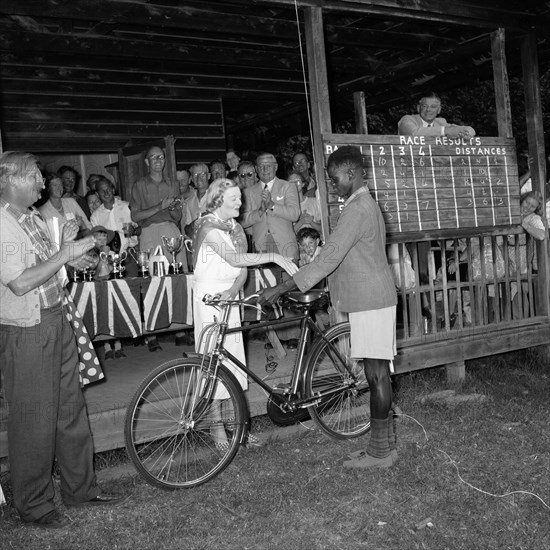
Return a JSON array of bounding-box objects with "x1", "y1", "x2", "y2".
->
[{"x1": 90, "y1": 225, "x2": 114, "y2": 243}]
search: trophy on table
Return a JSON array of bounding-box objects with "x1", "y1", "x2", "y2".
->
[
  {"x1": 111, "y1": 250, "x2": 127, "y2": 278},
  {"x1": 138, "y1": 250, "x2": 151, "y2": 277},
  {"x1": 108, "y1": 231, "x2": 126, "y2": 278},
  {"x1": 161, "y1": 235, "x2": 184, "y2": 275}
]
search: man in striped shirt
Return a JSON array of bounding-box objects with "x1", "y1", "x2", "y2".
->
[{"x1": 0, "y1": 152, "x2": 124, "y2": 530}]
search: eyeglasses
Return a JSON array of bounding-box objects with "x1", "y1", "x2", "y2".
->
[
  {"x1": 239, "y1": 171, "x2": 255, "y2": 178},
  {"x1": 29, "y1": 172, "x2": 45, "y2": 184},
  {"x1": 193, "y1": 172, "x2": 208, "y2": 177},
  {"x1": 148, "y1": 154, "x2": 165, "y2": 161},
  {"x1": 294, "y1": 160, "x2": 308, "y2": 166}
]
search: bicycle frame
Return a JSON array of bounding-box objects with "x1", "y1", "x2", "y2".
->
[{"x1": 198, "y1": 297, "x2": 358, "y2": 410}]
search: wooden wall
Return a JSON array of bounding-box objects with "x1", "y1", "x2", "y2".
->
[{"x1": 0, "y1": 52, "x2": 227, "y2": 167}]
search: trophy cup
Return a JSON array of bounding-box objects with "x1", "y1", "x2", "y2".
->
[
  {"x1": 138, "y1": 250, "x2": 151, "y2": 277},
  {"x1": 111, "y1": 251, "x2": 127, "y2": 279},
  {"x1": 161, "y1": 235, "x2": 184, "y2": 275}
]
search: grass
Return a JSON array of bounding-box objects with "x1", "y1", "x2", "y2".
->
[{"x1": 1, "y1": 347, "x2": 549, "y2": 549}]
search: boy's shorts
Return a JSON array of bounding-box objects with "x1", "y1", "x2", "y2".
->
[{"x1": 349, "y1": 306, "x2": 396, "y2": 360}]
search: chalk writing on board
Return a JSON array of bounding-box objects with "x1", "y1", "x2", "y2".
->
[{"x1": 322, "y1": 135, "x2": 521, "y2": 234}]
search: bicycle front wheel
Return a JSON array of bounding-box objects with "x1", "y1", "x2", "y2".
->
[
  {"x1": 125, "y1": 358, "x2": 247, "y2": 489},
  {"x1": 304, "y1": 322, "x2": 371, "y2": 439}
]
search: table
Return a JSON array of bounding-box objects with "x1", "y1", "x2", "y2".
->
[{"x1": 68, "y1": 268, "x2": 283, "y2": 340}]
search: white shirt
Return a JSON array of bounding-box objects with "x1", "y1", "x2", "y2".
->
[
  {"x1": 262, "y1": 178, "x2": 275, "y2": 192},
  {"x1": 91, "y1": 198, "x2": 138, "y2": 252}
]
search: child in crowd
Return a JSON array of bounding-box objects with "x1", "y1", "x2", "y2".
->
[
  {"x1": 296, "y1": 227, "x2": 329, "y2": 329},
  {"x1": 297, "y1": 226, "x2": 322, "y2": 266}
]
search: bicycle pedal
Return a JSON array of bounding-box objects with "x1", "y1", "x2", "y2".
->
[{"x1": 272, "y1": 383, "x2": 291, "y2": 395}]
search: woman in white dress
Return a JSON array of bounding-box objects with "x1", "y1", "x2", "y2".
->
[{"x1": 192, "y1": 178, "x2": 297, "y2": 448}]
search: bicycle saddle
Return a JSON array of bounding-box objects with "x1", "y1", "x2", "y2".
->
[{"x1": 285, "y1": 289, "x2": 327, "y2": 304}]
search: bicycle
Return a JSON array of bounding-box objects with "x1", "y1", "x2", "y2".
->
[{"x1": 124, "y1": 289, "x2": 370, "y2": 489}]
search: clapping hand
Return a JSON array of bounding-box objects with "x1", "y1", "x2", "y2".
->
[
  {"x1": 61, "y1": 220, "x2": 80, "y2": 243},
  {"x1": 64, "y1": 235, "x2": 96, "y2": 267},
  {"x1": 261, "y1": 188, "x2": 274, "y2": 211}
]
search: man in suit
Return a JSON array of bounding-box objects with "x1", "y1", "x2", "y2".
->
[
  {"x1": 397, "y1": 92, "x2": 475, "y2": 138},
  {"x1": 241, "y1": 152, "x2": 300, "y2": 260},
  {"x1": 241, "y1": 152, "x2": 301, "y2": 348}
]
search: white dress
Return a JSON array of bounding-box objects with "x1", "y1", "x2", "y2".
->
[{"x1": 193, "y1": 228, "x2": 248, "y2": 392}]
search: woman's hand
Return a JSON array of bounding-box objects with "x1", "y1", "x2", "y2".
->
[
  {"x1": 274, "y1": 255, "x2": 299, "y2": 275},
  {"x1": 219, "y1": 288, "x2": 239, "y2": 300}
]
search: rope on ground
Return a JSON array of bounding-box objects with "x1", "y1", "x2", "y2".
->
[{"x1": 396, "y1": 412, "x2": 550, "y2": 510}]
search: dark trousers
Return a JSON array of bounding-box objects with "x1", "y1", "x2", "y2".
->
[{"x1": 0, "y1": 305, "x2": 99, "y2": 521}]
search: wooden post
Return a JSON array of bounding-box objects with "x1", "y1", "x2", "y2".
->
[
  {"x1": 521, "y1": 31, "x2": 550, "y2": 361},
  {"x1": 354, "y1": 91, "x2": 368, "y2": 134},
  {"x1": 304, "y1": 7, "x2": 331, "y2": 240},
  {"x1": 491, "y1": 28, "x2": 513, "y2": 138},
  {"x1": 446, "y1": 361, "x2": 466, "y2": 385},
  {"x1": 521, "y1": 31, "x2": 549, "y2": 318}
]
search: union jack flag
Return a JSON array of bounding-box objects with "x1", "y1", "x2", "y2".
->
[{"x1": 142, "y1": 274, "x2": 192, "y2": 332}]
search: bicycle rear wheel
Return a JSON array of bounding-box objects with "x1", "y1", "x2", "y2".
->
[
  {"x1": 125, "y1": 357, "x2": 247, "y2": 489},
  {"x1": 304, "y1": 322, "x2": 371, "y2": 439}
]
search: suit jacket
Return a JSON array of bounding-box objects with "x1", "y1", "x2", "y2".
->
[
  {"x1": 397, "y1": 113, "x2": 456, "y2": 136},
  {"x1": 293, "y1": 186, "x2": 397, "y2": 313},
  {"x1": 240, "y1": 177, "x2": 300, "y2": 259}
]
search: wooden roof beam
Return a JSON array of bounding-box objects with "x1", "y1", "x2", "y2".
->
[
  {"x1": 0, "y1": 0, "x2": 299, "y2": 41},
  {"x1": 0, "y1": 0, "x2": 536, "y2": 34},
  {"x1": 250, "y1": 0, "x2": 536, "y2": 30},
  {"x1": 0, "y1": 26, "x2": 302, "y2": 71},
  {"x1": 324, "y1": 24, "x2": 458, "y2": 52},
  {"x1": 9, "y1": 15, "x2": 49, "y2": 33}
]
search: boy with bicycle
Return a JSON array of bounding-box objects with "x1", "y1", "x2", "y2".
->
[{"x1": 260, "y1": 145, "x2": 398, "y2": 469}]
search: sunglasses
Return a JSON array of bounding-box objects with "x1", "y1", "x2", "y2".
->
[{"x1": 239, "y1": 171, "x2": 255, "y2": 178}]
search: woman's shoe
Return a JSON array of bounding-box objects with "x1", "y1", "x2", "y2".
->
[
  {"x1": 104, "y1": 350, "x2": 114, "y2": 360},
  {"x1": 225, "y1": 421, "x2": 265, "y2": 447},
  {"x1": 115, "y1": 349, "x2": 126, "y2": 358},
  {"x1": 214, "y1": 441, "x2": 230, "y2": 452}
]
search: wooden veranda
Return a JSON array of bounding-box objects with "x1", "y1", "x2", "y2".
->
[{"x1": 0, "y1": 2, "x2": 548, "y2": 458}]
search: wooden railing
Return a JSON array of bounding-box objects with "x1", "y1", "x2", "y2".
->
[{"x1": 388, "y1": 228, "x2": 545, "y2": 342}]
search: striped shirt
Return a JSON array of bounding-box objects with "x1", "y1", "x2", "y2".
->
[{"x1": 2, "y1": 200, "x2": 63, "y2": 308}]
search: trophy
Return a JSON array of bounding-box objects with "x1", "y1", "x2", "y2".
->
[
  {"x1": 138, "y1": 250, "x2": 151, "y2": 277},
  {"x1": 111, "y1": 251, "x2": 127, "y2": 279},
  {"x1": 161, "y1": 235, "x2": 184, "y2": 275}
]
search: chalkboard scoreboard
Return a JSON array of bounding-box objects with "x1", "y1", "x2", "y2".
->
[{"x1": 321, "y1": 134, "x2": 521, "y2": 235}]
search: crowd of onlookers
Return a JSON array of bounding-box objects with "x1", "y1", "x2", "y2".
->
[
  {"x1": 34, "y1": 135, "x2": 549, "y2": 341},
  {"x1": 32, "y1": 148, "x2": 325, "y2": 354}
]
